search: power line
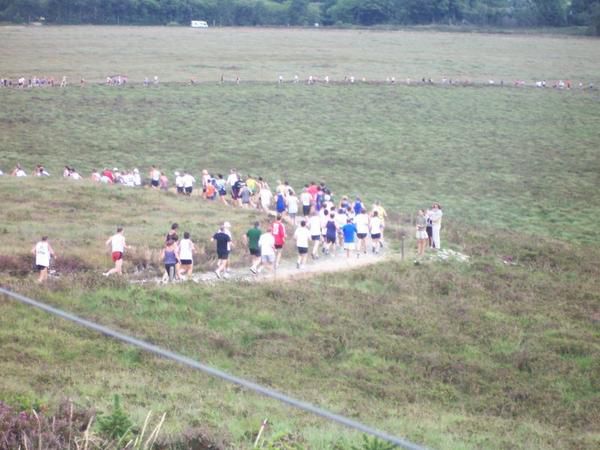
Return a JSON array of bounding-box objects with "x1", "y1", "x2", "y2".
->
[{"x1": 0, "y1": 286, "x2": 429, "y2": 450}]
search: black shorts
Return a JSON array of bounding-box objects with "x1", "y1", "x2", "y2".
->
[
  {"x1": 311, "y1": 235, "x2": 321, "y2": 241},
  {"x1": 303, "y1": 205, "x2": 310, "y2": 216},
  {"x1": 249, "y1": 248, "x2": 261, "y2": 257},
  {"x1": 326, "y1": 236, "x2": 336, "y2": 244},
  {"x1": 36, "y1": 264, "x2": 48, "y2": 271},
  {"x1": 185, "y1": 187, "x2": 193, "y2": 194},
  {"x1": 275, "y1": 244, "x2": 284, "y2": 250},
  {"x1": 151, "y1": 179, "x2": 159, "y2": 187},
  {"x1": 371, "y1": 233, "x2": 381, "y2": 240},
  {"x1": 426, "y1": 226, "x2": 433, "y2": 238},
  {"x1": 165, "y1": 263, "x2": 176, "y2": 272},
  {"x1": 180, "y1": 259, "x2": 192, "y2": 265},
  {"x1": 297, "y1": 247, "x2": 308, "y2": 255},
  {"x1": 217, "y1": 251, "x2": 229, "y2": 260},
  {"x1": 177, "y1": 186, "x2": 184, "y2": 194},
  {"x1": 357, "y1": 233, "x2": 367, "y2": 239}
]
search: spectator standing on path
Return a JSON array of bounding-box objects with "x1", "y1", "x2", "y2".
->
[
  {"x1": 212, "y1": 225, "x2": 231, "y2": 279},
  {"x1": 245, "y1": 222, "x2": 262, "y2": 274},
  {"x1": 258, "y1": 226, "x2": 276, "y2": 273},
  {"x1": 32, "y1": 236, "x2": 56, "y2": 283},
  {"x1": 272, "y1": 214, "x2": 286, "y2": 268},
  {"x1": 416, "y1": 209, "x2": 428, "y2": 257},
  {"x1": 178, "y1": 231, "x2": 197, "y2": 280},
  {"x1": 293, "y1": 220, "x2": 311, "y2": 269},
  {"x1": 429, "y1": 203, "x2": 443, "y2": 250},
  {"x1": 104, "y1": 227, "x2": 129, "y2": 276},
  {"x1": 426, "y1": 208, "x2": 434, "y2": 248}
]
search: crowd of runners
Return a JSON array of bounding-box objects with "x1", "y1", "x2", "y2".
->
[
  {"x1": 0, "y1": 74, "x2": 595, "y2": 90},
  {"x1": 22, "y1": 163, "x2": 443, "y2": 283}
]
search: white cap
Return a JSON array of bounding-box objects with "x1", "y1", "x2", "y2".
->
[
  {"x1": 174, "y1": 171, "x2": 180, "y2": 176},
  {"x1": 113, "y1": 167, "x2": 119, "y2": 172},
  {"x1": 133, "y1": 168, "x2": 139, "y2": 173},
  {"x1": 223, "y1": 221, "x2": 231, "y2": 228}
]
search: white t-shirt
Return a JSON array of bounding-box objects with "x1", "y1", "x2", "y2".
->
[
  {"x1": 335, "y1": 212, "x2": 347, "y2": 229},
  {"x1": 258, "y1": 232, "x2": 275, "y2": 256},
  {"x1": 35, "y1": 241, "x2": 51, "y2": 267},
  {"x1": 429, "y1": 209, "x2": 443, "y2": 225},
  {"x1": 175, "y1": 175, "x2": 184, "y2": 187},
  {"x1": 294, "y1": 227, "x2": 311, "y2": 248},
  {"x1": 179, "y1": 238, "x2": 194, "y2": 260},
  {"x1": 260, "y1": 188, "x2": 272, "y2": 205},
  {"x1": 183, "y1": 174, "x2": 195, "y2": 188},
  {"x1": 287, "y1": 196, "x2": 299, "y2": 214},
  {"x1": 355, "y1": 213, "x2": 369, "y2": 234},
  {"x1": 110, "y1": 234, "x2": 125, "y2": 253},
  {"x1": 16, "y1": 169, "x2": 27, "y2": 177},
  {"x1": 300, "y1": 192, "x2": 311, "y2": 206},
  {"x1": 370, "y1": 216, "x2": 382, "y2": 235},
  {"x1": 151, "y1": 169, "x2": 160, "y2": 181},
  {"x1": 133, "y1": 173, "x2": 141, "y2": 186},
  {"x1": 226, "y1": 173, "x2": 238, "y2": 187},
  {"x1": 309, "y1": 216, "x2": 321, "y2": 236}
]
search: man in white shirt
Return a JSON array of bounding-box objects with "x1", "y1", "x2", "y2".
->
[
  {"x1": 300, "y1": 187, "x2": 312, "y2": 217},
  {"x1": 293, "y1": 220, "x2": 311, "y2": 269},
  {"x1": 174, "y1": 171, "x2": 184, "y2": 194},
  {"x1": 369, "y1": 211, "x2": 383, "y2": 254},
  {"x1": 354, "y1": 209, "x2": 370, "y2": 255},
  {"x1": 178, "y1": 231, "x2": 197, "y2": 279},
  {"x1": 308, "y1": 212, "x2": 322, "y2": 259},
  {"x1": 183, "y1": 171, "x2": 196, "y2": 196},
  {"x1": 258, "y1": 228, "x2": 276, "y2": 273},
  {"x1": 32, "y1": 236, "x2": 56, "y2": 283},
  {"x1": 104, "y1": 227, "x2": 129, "y2": 276}
]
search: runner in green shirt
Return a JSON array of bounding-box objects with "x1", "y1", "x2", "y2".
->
[{"x1": 245, "y1": 222, "x2": 262, "y2": 274}]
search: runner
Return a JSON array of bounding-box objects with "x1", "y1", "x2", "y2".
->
[
  {"x1": 223, "y1": 221, "x2": 233, "y2": 273},
  {"x1": 212, "y1": 225, "x2": 231, "y2": 279},
  {"x1": 372, "y1": 201, "x2": 388, "y2": 246},
  {"x1": 149, "y1": 165, "x2": 160, "y2": 189},
  {"x1": 341, "y1": 218, "x2": 358, "y2": 258},
  {"x1": 104, "y1": 227, "x2": 129, "y2": 276},
  {"x1": 416, "y1": 209, "x2": 428, "y2": 257},
  {"x1": 324, "y1": 212, "x2": 338, "y2": 255},
  {"x1": 178, "y1": 231, "x2": 197, "y2": 279},
  {"x1": 258, "y1": 226, "x2": 276, "y2": 273},
  {"x1": 354, "y1": 208, "x2": 369, "y2": 256},
  {"x1": 245, "y1": 222, "x2": 262, "y2": 274},
  {"x1": 287, "y1": 190, "x2": 299, "y2": 225},
  {"x1": 309, "y1": 211, "x2": 322, "y2": 259},
  {"x1": 259, "y1": 182, "x2": 273, "y2": 211},
  {"x1": 166, "y1": 223, "x2": 179, "y2": 242},
  {"x1": 161, "y1": 239, "x2": 179, "y2": 282},
  {"x1": 300, "y1": 186, "x2": 312, "y2": 217},
  {"x1": 183, "y1": 171, "x2": 196, "y2": 196},
  {"x1": 32, "y1": 236, "x2": 56, "y2": 283},
  {"x1": 271, "y1": 214, "x2": 286, "y2": 268},
  {"x1": 293, "y1": 220, "x2": 311, "y2": 269},
  {"x1": 174, "y1": 171, "x2": 184, "y2": 194},
  {"x1": 369, "y1": 210, "x2": 383, "y2": 254}
]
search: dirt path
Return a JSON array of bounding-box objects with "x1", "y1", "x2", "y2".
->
[{"x1": 134, "y1": 246, "x2": 394, "y2": 286}]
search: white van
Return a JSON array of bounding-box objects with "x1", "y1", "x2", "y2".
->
[{"x1": 191, "y1": 20, "x2": 209, "y2": 28}]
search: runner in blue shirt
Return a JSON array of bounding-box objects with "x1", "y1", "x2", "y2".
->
[{"x1": 342, "y1": 218, "x2": 358, "y2": 258}]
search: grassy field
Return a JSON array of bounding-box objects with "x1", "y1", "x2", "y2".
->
[
  {"x1": 1, "y1": 26, "x2": 599, "y2": 450},
  {"x1": 1, "y1": 84, "x2": 600, "y2": 245},
  {"x1": 1, "y1": 26, "x2": 600, "y2": 84}
]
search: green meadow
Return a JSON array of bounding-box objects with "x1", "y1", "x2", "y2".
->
[{"x1": 0, "y1": 26, "x2": 599, "y2": 449}]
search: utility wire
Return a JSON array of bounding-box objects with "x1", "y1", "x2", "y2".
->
[{"x1": 0, "y1": 286, "x2": 428, "y2": 450}]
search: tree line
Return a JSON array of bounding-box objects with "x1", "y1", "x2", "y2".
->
[{"x1": 0, "y1": 0, "x2": 598, "y2": 34}]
